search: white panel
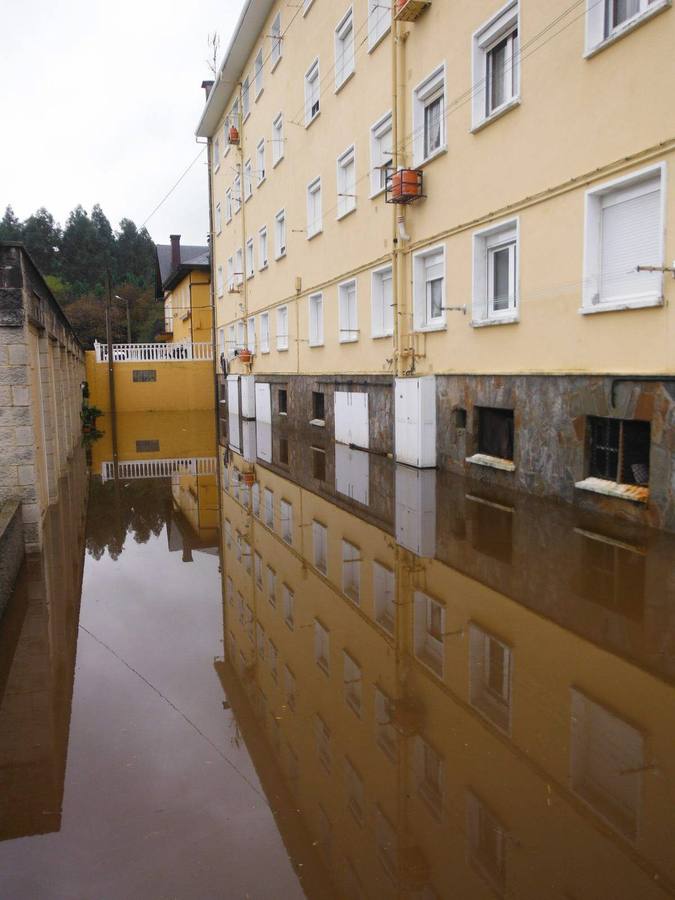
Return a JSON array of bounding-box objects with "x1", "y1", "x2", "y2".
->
[
  {"x1": 241, "y1": 375, "x2": 256, "y2": 420},
  {"x1": 335, "y1": 443, "x2": 370, "y2": 506},
  {"x1": 334, "y1": 391, "x2": 369, "y2": 448},
  {"x1": 256, "y1": 420, "x2": 272, "y2": 463},
  {"x1": 242, "y1": 420, "x2": 257, "y2": 462},
  {"x1": 395, "y1": 376, "x2": 436, "y2": 468},
  {"x1": 395, "y1": 465, "x2": 436, "y2": 557},
  {"x1": 228, "y1": 413, "x2": 241, "y2": 453},
  {"x1": 255, "y1": 381, "x2": 272, "y2": 423},
  {"x1": 227, "y1": 374, "x2": 240, "y2": 417}
]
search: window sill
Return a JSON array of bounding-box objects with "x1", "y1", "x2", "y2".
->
[
  {"x1": 216, "y1": 228, "x2": 222, "y2": 237},
  {"x1": 369, "y1": 186, "x2": 386, "y2": 200},
  {"x1": 243, "y1": 111, "x2": 251, "y2": 124},
  {"x1": 255, "y1": 88, "x2": 264, "y2": 103},
  {"x1": 466, "y1": 453, "x2": 515, "y2": 472},
  {"x1": 271, "y1": 56, "x2": 282, "y2": 73},
  {"x1": 274, "y1": 252, "x2": 286, "y2": 261},
  {"x1": 272, "y1": 156, "x2": 284, "y2": 169},
  {"x1": 308, "y1": 342, "x2": 324, "y2": 349},
  {"x1": 415, "y1": 322, "x2": 446, "y2": 334},
  {"x1": 277, "y1": 347, "x2": 289, "y2": 353},
  {"x1": 579, "y1": 295, "x2": 664, "y2": 315},
  {"x1": 339, "y1": 338, "x2": 359, "y2": 344},
  {"x1": 305, "y1": 111, "x2": 321, "y2": 129},
  {"x1": 575, "y1": 477, "x2": 649, "y2": 504},
  {"x1": 214, "y1": 163, "x2": 220, "y2": 173},
  {"x1": 368, "y1": 28, "x2": 390, "y2": 54},
  {"x1": 471, "y1": 314, "x2": 519, "y2": 328},
  {"x1": 584, "y1": 1, "x2": 671, "y2": 58},
  {"x1": 310, "y1": 418, "x2": 325, "y2": 427},
  {"x1": 335, "y1": 70, "x2": 355, "y2": 95},
  {"x1": 414, "y1": 144, "x2": 448, "y2": 169},
  {"x1": 336, "y1": 206, "x2": 357, "y2": 222},
  {"x1": 307, "y1": 228, "x2": 323, "y2": 241},
  {"x1": 245, "y1": 194, "x2": 252, "y2": 204},
  {"x1": 372, "y1": 331, "x2": 394, "y2": 339},
  {"x1": 260, "y1": 349, "x2": 270, "y2": 355},
  {"x1": 257, "y1": 177, "x2": 266, "y2": 188},
  {"x1": 471, "y1": 96, "x2": 521, "y2": 134},
  {"x1": 259, "y1": 263, "x2": 268, "y2": 272}
]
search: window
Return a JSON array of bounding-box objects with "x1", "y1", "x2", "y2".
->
[
  {"x1": 235, "y1": 248, "x2": 243, "y2": 286},
  {"x1": 412, "y1": 64, "x2": 445, "y2": 165},
  {"x1": 312, "y1": 391, "x2": 325, "y2": 421},
  {"x1": 278, "y1": 387, "x2": 288, "y2": 415},
  {"x1": 269, "y1": 640, "x2": 278, "y2": 681},
  {"x1": 477, "y1": 407, "x2": 514, "y2": 461},
  {"x1": 226, "y1": 189, "x2": 233, "y2": 222},
  {"x1": 263, "y1": 487, "x2": 274, "y2": 527},
  {"x1": 341, "y1": 539, "x2": 361, "y2": 603},
  {"x1": 275, "y1": 209, "x2": 286, "y2": 259},
  {"x1": 370, "y1": 111, "x2": 392, "y2": 196},
  {"x1": 315, "y1": 714, "x2": 331, "y2": 772},
  {"x1": 276, "y1": 305, "x2": 289, "y2": 351},
  {"x1": 583, "y1": 165, "x2": 664, "y2": 312},
  {"x1": 312, "y1": 520, "x2": 328, "y2": 573},
  {"x1": 271, "y1": 12, "x2": 282, "y2": 67},
  {"x1": 586, "y1": 0, "x2": 669, "y2": 54},
  {"x1": 258, "y1": 227, "x2": 268, "y2": 270},
  {"x1": 343, "y1": 651, "x2": 362, "y2": 716},
  {"x1": 283, "y1": 584, "x2": 295, "y2": 629},
  {"x1": 570, "y1": 689, "x2": 643, "y2": 840},
  {"x1": 272, "y1": 113, "x2": 284, "y2": 165},
  {"x1": 280, "y1": 499, "x2": 293, "y2": 543},
  {"x1": 215, "y1": 202, "x2": 222, "y2": 234},
  {"x1": 371, "y1": 265, "x2": 393, "y2": 337},
  {"x1": 233, "y1": 174, "x2": 241, "y2": 213},
  {"x1": 244, "y1": 159, "x2": 253, "y2": 200},
  {"x1": 227, "y1": 324, "x2": 235, "y2": 356},
  {"x1": 368, "y1": 0, "x2": 390, "y2": 49},
  {"x1": 242, "y1": 76, "x2": 250, "y2": 119},
  {"x1": 469, "y1": 624, "x2": 513, "y2": 733},
  {"x1": 307, "y1": 177, "x2": 322, "y2": 238},
  {"x1": 344, "y1": 758, "x2": 365, "y2": 825},
  {"x1": 260, "y1": 312, "x2": 270, "y2": 353},
  {"x1": 466, "y1": 792, "x2": 507, "y2": 894},
  {"x1": 279, "y1": 436, "x2": 289, "y2": 465},
  {"x1": 373, "y1": 561, "x2": 395, "y2": 634},
  {"x1": 314, "y1": 619, "x2": 330, "y2": 673},
  {"x1": 247, "y1": 317, "x2": 256, "y2": 355},
  {"x1": 335, "y1": 8, "x2": 355, "y2": 89},
  {"x1": 472, "y1": 2, "x2": 519, "y2": 130},
  {"x1": 256, "y1": 140, "x2": 265, "y2": 185},
  {"x1": 213, "y1": 137, "x2": 220, "y2": 170},
  {"x1": 284, "y1": 666, "x2": 296, "y2": 713},
  {"x1": 303, "y1": 0, "x2": 316, "y2": 14},
  {"x1": 266, "y1": 565, "x2": 276, "y2": 606},
  {"x1": 413, "y1": 245, "x2": 445, "y2": 331},
  {"x1": 246, "y1": 238, "x2": 254, "y2": 279},
  {"x1": 131, "y1": 369, "x2": 157, "y2": 384},
  {"x1": 587, "y1": 416, "x2": 650, "y2": 487},
  {"x1": 254, "y1": 48, "x2": 264, "y2": 98},
  {"x1": 305, "y1": 59, "x2": 320, "y2": 125},
  {"x1": 413, "y1": 591, "x2": 444, "y2": 677},
  {"x1": 375, "y1": 687, "x2": 397, "y2": 761},
  {"x1": 337, "y1": 145, "x2": 356, "y2": 218},
  {"x1": 472, "y1": 218, "x2": 519, "y2": 323},
  {"x1": 226, "y1": 256, "x2": 234, "y2": 291},
  {"x1": 308, "y1": 292, "x2": 324, "y2": 347},
  {"x1": 252, "y1": 482, "x2": 260, "y2": 517},
  {"x1": 256, "y1": 623, "x2": 266, "y2": 660},
  {"x1": 414, "y1": 736, "x2": 444, "y2": 819},
  {"x1": 338, "y1": 279, "x2": 358, "y2": 343},
  {"x1": 312, "y1": 446, "x2": 326, "y2": 481},
  {"x1": 216, "y1": 265, "x2": 224, "y2": 298}
]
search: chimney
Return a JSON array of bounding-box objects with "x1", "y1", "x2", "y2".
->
[
  {"x1": 201, "y1": 79, "x2": 214, "y2": 99},
  {"x1": 170, "y1": 234, "x2": 181, "y2": 271}
]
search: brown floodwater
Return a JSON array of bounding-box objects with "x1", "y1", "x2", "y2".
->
[{"x1": 1, "y1": 412, "x2": 674, "y2": 899}]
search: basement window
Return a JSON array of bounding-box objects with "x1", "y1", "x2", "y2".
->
[
  {"x1": 133, "y1": 369, "x2": 157, "y2": 382},
  {"x1": 312, "y1": 390, "x2": 325, "y2": 422},
  {"x1": 312, "y1": 446, "x2": 326, "y2": 481},
  {"x1": 279, "y1": 436, "x2": 289, "y2": 465},
  {"x1": 467, "y1": 407, "x2": 514, "y2": 471},
  {"x1": 576, "y1": 416, "x2": 650, "y2": 501},
  {"x1": 136, "y1": 440, "x2": 160, "y2": 452},
  {"x1": 278, "y1": 387, "x2": 288, "y2": 415}
]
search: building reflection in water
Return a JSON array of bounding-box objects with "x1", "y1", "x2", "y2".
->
[{"x1": 218, "y1": 415, "x2": 675, "y2": 900}]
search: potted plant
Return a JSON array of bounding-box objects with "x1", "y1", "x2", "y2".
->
[
  {"x1": 239, "y1": 348, "x2": 252, "y2": 364},
  {"x1": 229, "y1": 125, "x2": 240, "y2": 144}
]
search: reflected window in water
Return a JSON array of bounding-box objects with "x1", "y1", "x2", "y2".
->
[
  {"x1": 252, "y1": 481, "x2": 260, "y2": 516},
  {"x1": 467, "y1": 494, "x2": 513, "y2": 564},
  {"x1": 374, "y1": 686, "x2": 398, "y2": 763},
  {"x1": 466, "y1": 791, "x2": 507, "y2": 895},
  {"x1": 575, "y1": 529, "x2": 646, "y2": 620},
  {"x1": 314, "y1": 618, "x2": 330, "y2": 674},
  {"x1": 415, "y1": 736, "x2": 445, "y2": 820},
  {"x1": 224, "y1": 518, "x2": 232, "y2": 547},
  {"x1": 312, "y1": 520, "x2": 328, "y2": 574},
  {"x1": 311, "y1": 446, "x2": 327, "y2": 482},
  {"x1": 317, "y1": 804, "x2": 332, "y2": 865},
  {"x1": 344, "y1": 756, "x2": 365, "y2": 826},
  {"x1": 284, "y1": 665, "x2": 296, "y2": 712},
  {"x1": 269, "y1": 639, "x2": 278, "y2": 682},
  {"x1": 373, "y1": 561, "x2": 395, "y2": 635},
  {"x1": 414, "y1": 591, "x2": 445, "y2": 678},
  {"x1": 264, "y1": 487, "x2": 274, "y2": 528},
  {"x1": 469, "y1": 624, "x2": 513, "y2": 734},
  {"x1": 256, "y1": 623, "x2": 266, "y2": 660},
  {"x1": 266, "y1": 565, "x2": 277, "y2": 607},
  {"x1": 282, "y1": 583, "x2": 294, "y2": 629},
  {"x1": 280, "y1": 498, "x2": 293, "y2": 544},
  {"x1": 254, "y1": 551, "x2": 263, "y2": 588},
  {"x1": 314, "y1": 714, "x2": 332, "y2": 773},
  {"x1": 342, "y1": 539, "x2": 361, "y2": 604},
  {"x1": 375, "y1": 805, "x2": 398, "y2": 881},
  {"x1": 343, "y1": 651, "x2": 363, "y2": 717}
]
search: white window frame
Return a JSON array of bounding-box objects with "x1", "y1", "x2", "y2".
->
[
  {"x1": 469, "y1": 623, "x2": 513, "y2": 734},
  {"x1": 225, "y1": 188, "x2": 233, "y2": 222},
  {"x1": 272, "y1": 113, "x2": 284, "y2": 166},
  {"x1": 275, "y1": 208, "x2": 287, "y2": 259},
  {"x1": 215, "y1": 201, "x2": 222, "y2": 235},
  {"x1": 303, "y1": 0, "x2": 316, "y2": 15},
  {"x1": 312, "y1": 520, "x2": 328, "y2": 573},
  {"x1": 413, "y1": 590, "x2": 445, "y2": 678},
  {"x1": 471, "y1": 1, "x2": 520, "y2": 131},
  {"x1": 585, "y1": 0, "x2": 670, "y2": 56},
  {"x1": 244, "y1": 159, "x2": 253, "y2": 200},
  {"x1": 338, "y1": 278, "x2": 359, "y2": 343},
  {"x1": 216, "y1": 265, "x2": 224, "y2": 298},
  {"x1": 258, "y1": 226, "x2": 269, "y2": 270},
  {"x1": 337, "y1": 145, "x2": 357, "y2": 219},
  {"x1": 276, "y1": 305, "x2": 289, "y2": 350},
  {"x1": 283, "y1": 584, "x2": 295, "y2": 630},
  {"x1": 246, "y1": 237, "x2": 255, "y2": 279},
  {"x1": 308, "y1": 292, "x2": 324, "y2": 347},
  {"x1": 314, "y1": 618, "x2": 330, "y2": 674},
  {"x1": 242, "y1": 76, "x2": 250, "y2": 120},
  {"x1": 271, "y1": 12, "x2": 283, "y2": 69},
  {"x1": 260, "y1": 312, "x2": 270, "y2": 353},
  {"x1": 371, "y1": 264, "x2": 393, "y2": 338},
  {"x1": 305, "y1": 59, "x2": 321, "y2": 126},
  {"x1": 227, "y1": 324, "x2": 236, "y2": 357},
  {"x1": 226, "y1": 256, "x2": 234, "y2": 291},
  {"x1": 247, "y1": 317, "x2": 256, "y2": 355},
  {"x1": 472, "y1": 217, "x2": 520, "y2": 325},
  {"x1": 412, "y1": 63, "x2": 446, "y2": 167},
  {"x1": 280, "y1": 499, "x2": 293, "y2": 544},
  {"x1": 213, "y1": 137, "x2": 220, "y2": 171},
  {"x1": 235, "y1": 248, "x2": 243, "y2": 286},
  {"x1": 368, "y1": 0, "x2": 391, "y2": 50},
  {"x1": 582, "y1": 163, "x2": 666, "y2": 314},
  {"x1": 263, "y1": 487, "x2": 274, "y2": 527},
  {"x1": 335, "y1": 7, "x2": 355, "y2": 91},
  {"x1": 233, "y1": 174, "x2": 241, "y2": 213},
  {"x1": 254, "y1": 48, "x2": 264, "y2": 99},
  {"x1": 370, "y1": 110, "x2": 392, "y2": 197},
  {"x1": 307, "y1": 176, "x2": 323, "y2": 238},
  {"x1": 412, "y1": 243, "x2": 446, "y2": 332},
  {"x1": 256, "y1": 139, "x2": 266, "y2": 185},
  {"x1": 341, "y1": 539, "x2": 361, "y2": 603}
]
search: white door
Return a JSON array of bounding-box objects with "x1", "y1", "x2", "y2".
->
[
  {"x1": 334, "y1": 391, "x2": 369, "y2": 448},
  {"x1": 335, "y1": 444, "x2": 370, "y2": 506},
  {"x1": 241, "y1": 375, "x2": 256, "y2": 420},
  {"x1": 227, "y1": 375, "x2": 240, "y2": 417},
  {"x1": 255, "y1": 382, "x2": 271, "y2": 423},
  {"x1": 228, "y1": 412, "x2": 241, "y2": 452},
  {"x1": 256, "y1": 420, "x2": 272, "y2": 462},
  {"x1": 395, "y1": 465, "x2": 436, "y2": 557},
  {"x1": 395, "y1": 376, "x2": 436, "y2": 468}
]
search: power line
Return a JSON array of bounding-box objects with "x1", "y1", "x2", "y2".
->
[{"x1": 141, "y1": 147, "x2": 206, "y2": 229}]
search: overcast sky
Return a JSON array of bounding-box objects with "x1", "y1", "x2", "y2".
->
[{"x1": 0, "y1": 0, "x2": 243, "y2": 245}]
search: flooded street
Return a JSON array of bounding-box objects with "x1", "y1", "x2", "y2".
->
[{"x1": 1, "y1": 411, "x2": 675, "y2": 899}]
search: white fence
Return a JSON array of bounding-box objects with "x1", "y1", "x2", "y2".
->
[
  {"x1": 94, "y1": 341, "x2": 213, "y2": 362},
  {"x1": 101, "y1": 456, "x2": 217, "y2": 482}
]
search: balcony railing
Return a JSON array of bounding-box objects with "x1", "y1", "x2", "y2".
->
[
  {"x1": 94, "y1": 341, "x2": 213, "y2": 362},
  {"x1": 101, "y1": 456, "x2": 217, "y2": 482}
]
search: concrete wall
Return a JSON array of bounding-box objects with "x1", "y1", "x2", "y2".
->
[{"x1": 0, "y1": 243, "x2": 85, "y2": 550}]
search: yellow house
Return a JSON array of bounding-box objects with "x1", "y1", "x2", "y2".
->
[
  {"x1": 155, "y1": 234, "x2": 212, "y2": 346},
  {"x1": 197, "y1": 0, "x2": 675, "y2": 531}
]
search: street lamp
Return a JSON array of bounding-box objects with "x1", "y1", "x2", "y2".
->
[{"x1": 114, "y1": 294, "x2": 132, "y2": 343}]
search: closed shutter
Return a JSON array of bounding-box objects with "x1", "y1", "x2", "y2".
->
[{"x1": 600, "y1": 176, "x2": 661, "y2": 302}]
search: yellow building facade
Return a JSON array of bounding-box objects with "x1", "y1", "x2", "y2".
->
[{"x1": 197, "y1": 0, "x2": 675, "y2": 531}]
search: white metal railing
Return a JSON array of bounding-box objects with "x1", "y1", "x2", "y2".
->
[
  {"x1": 94, "y1": 341, "x2": 213, "y2": 362},
  {"x1": 101, "y1": 456, "x2": 217, "y2": 482}
]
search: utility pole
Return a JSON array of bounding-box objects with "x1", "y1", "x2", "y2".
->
[
  {"x1": 114, "y1": 294, "x2": 132, "y2": 342},
  {"x1": 105, "y1": 270, "x2": 119, "y2": 483}
]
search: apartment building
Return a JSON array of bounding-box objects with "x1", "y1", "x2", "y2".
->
[
  {"x1": 218, "y1": 441, "x2": 675, "y2": 898},
  {"x1": 197, "y1": 0, "x2": 675, "y2": 530}
]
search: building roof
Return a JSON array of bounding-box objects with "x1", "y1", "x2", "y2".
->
[
  {"x1": 154, "y1": 243, "x2": 210, "y2": 299},
  {"x1": 195, "y1": 0, "x2": 276, "y2": 138}
]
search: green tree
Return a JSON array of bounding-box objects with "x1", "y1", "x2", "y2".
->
[
  {"x1": 22, "y1": 207, "x2": 62, "y2": 273},
  {"x1": 0, "y1": 205, "x2": 23, "y2": 241}
]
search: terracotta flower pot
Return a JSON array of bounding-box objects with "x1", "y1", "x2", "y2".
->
[
  {"x1": 239, "y1": 349, "x2": 252, "y2": 364},
  {"x1": 243, "y1": 472, "x2": 255, "y2": 487},
  {"x1": 229, "y1": 126, "x2": 240, "y2": 144}
]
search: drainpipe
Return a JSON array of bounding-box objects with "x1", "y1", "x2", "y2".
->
[
  {"x1": 205, "y1": 135, "x2": 220, "y2": 441},
  {"x1": 391, "y1": 4, "x2": 401, "y2": 379},
  {"x1": 237, "y1": 86, "x2": 251, "y2": 365}
]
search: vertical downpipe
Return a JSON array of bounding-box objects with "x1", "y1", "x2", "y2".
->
[
  {"x1": 206, "y1": 135, "x2": 221, "y2": 443},
  {"x1": 238, "y1": 87, "x2": 250, "y2": 360},
  {"x1": 391, "y1": 4, "x2": 401, "y2": 379}
]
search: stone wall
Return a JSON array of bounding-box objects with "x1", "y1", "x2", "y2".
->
[{"x1": 0, "y1": 243, "x2": 85, "y2": 550}]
